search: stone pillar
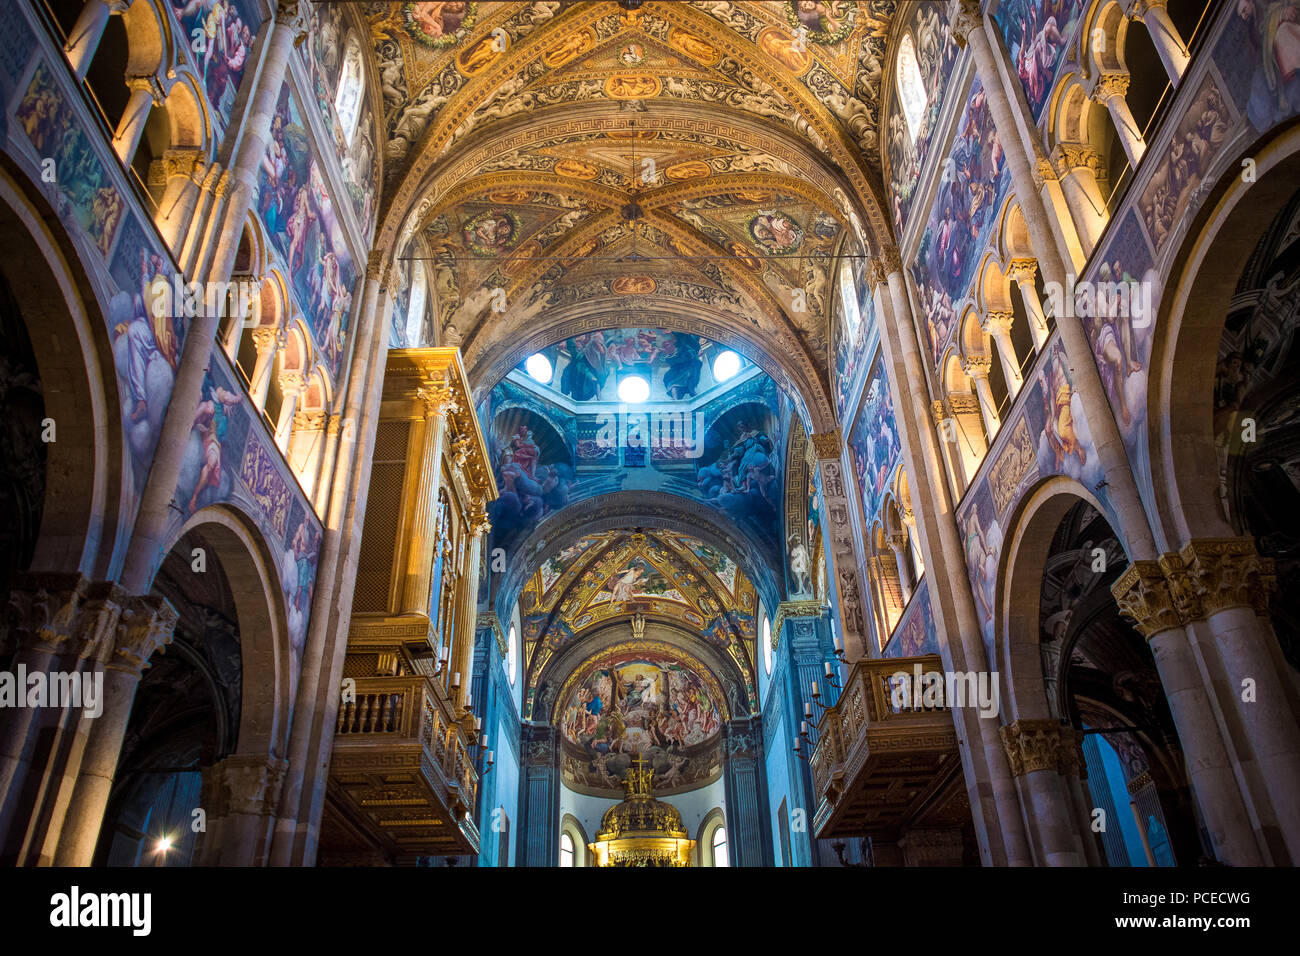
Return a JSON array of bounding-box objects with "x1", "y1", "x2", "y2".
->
[
  {"x1": 1091, "y1": 73, "x2": 1146, "y2": 167},
  {"x1": 1000, "y1": 719, "x2": 1086, "y2": 865},
  {"x1": 178, "y1": 162, "x2": 226, "y2": 278},
  {"x1": 873, "y1": 249, "x2": 1032, "y2": 866},
  {"x1": 52, "y1": 595, "x2": 177, "y2": 866},
  {"x1": 289, "y1": 410, "x2": 328, "y2": 499},
  {"x1": 0, "y1": 575, "x2": 119, "y2": 854},
  {"x1": 1006, "y1": 259, "x2": 1051, "y2": 350},
  {"x1": 269, "y1": 263, "x2": 392, "y2": 866},
  {"x1": 1050, "y1": 145, "x2": 1110, "y2": 256},
  {"x1": 452, "y1": 512, "x2": 488, "y2": 711},
  {"x1": 810, "y1": 431, "x2": 872, "y2": 662},
  {"x1": 247, "y1": 327, "x2": 280, "y2": 409},
  {"x1": 981, "y1": 310, "x2": 1023, "y2": 397},
  {"x1": 1167, "y1": 539, "x2": 1300, "y2": 861},
  {"x1": 112, "y1": 76, "x2": 162, "y2": 164},
  {"x1": 399, "y1": 381, "x2": 459, "y2": 615},
  {"x1": 1132, "y1": 0, "x2": 1189, "y2": 84},
  {"x1": 899, "y1": 828, "x2": 964, "y2": 866},
  {"x1": 63, "y1": 0, "x2": 128, "y2": 80},
  {"x1": 962, "y1": 355, "x2": 1000, "y2": 439},
  {"x1": 885, "y1": 531, "x2": 914, "y2": 604},
  {"x1": 150, "y1": 149, "x2": 205, "y2": 257},
  {"x1": 1111, "y1": 562, "x2": 1265, "y2": 864},
  {"x1": 273, "y1": 370, "x2": 305, "y2": 453},
  {"x1": 520, "y1": 725, "x2": 558, "y2": 867},
  {"x1": 950, "y1": 0, "x2": 1160, "y2": 565},
  {"x1": 723, "y1": 719, "x2": 770, "y2": 866},
  {"x1": 930, "y1": 399, "x2": 965, "y2": 499},
  {"x1": 118, "y1": 0, "x2": 303, "y2": 595},
  {"x1": 195, "y1": 754, "x2": 288, "y2": 866}
]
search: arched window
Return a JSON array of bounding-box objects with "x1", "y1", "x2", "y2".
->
[
  {"x1": 405, "y1": 263, "x2": 427, "y2": 348},
  {"x1": 559, "y1": 832, "x2": 575, "y2": 867},
  {"x1": 507, "y1": 624, "x2": 517, "y2": 686},
  {"x1": 334, "y1": 39, "x2": 365, "y2": 147},
  {"x1": 712, "y1": 826, "x2": 729, "y2": 867},
  {"x1": 838, "y1": 257, "x2": 861, "y2": 341},
  {"x1": 762, "y1": 614, "x2": 772, "y2": 675},
  {"x1": 896, "y1": 33, "x2": 927, "y2": 144}
]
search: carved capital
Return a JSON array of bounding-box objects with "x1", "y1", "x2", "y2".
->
[
  {"x1": 981, "y1": 310, "x2": 1015, "y2": 336},
  {"x1": 1032, "y1": 155, "x2": 1058, "y2": 187},
  {"x1": 365, "y1": 250, "x2": 388, "y2": 283},
  {"x1": 867, "y1": 257, "x2": 888, "y2": 292},
  {"x1": 961, "y1": 355, "x2": 993, "y2": 379},
  {"x1": 110, "y1": 595, "x2": 177, "y2": 677},
  {"x1": 1051, "y1": 142, "x2": 1106, "y2": 178},
  {"x1": 947, "y1": 392, "x2": 980, "y2": 414},
  {"x1": 810, "y1": 429, "x2": 842, "y2": 460},
  {"x1": 930, "y1": 399, "x2": 949, "y2": 425},
  {"x1": 293, "y1": 409, "x2": 327, "y2": 431},
  {"x1": 277, "y1": 370, "x2": 306, "y2": 396},
  {"x1": 126, "y1": 74, "x2": 166, "y2": 105},
  {"x1": 999, "y1": 718, "x2": 1073, "y2": 776},
  {"x1": 878, "y1": 242, "x2": 903, "y2": 277},
  {"x1": 250, "y1": 326, "x2": 280, "y2": 353},
  {"x1": 1006, "y1": 258, "x2": 1039, "y2": 286},
  {"x1": 1130, "y1": 0, "x2": 1169, "y2": 20},
  {"x1": 416, "y1": 381, "x2": 460, "y2": 419},
  {"x1": 1111, "y1": 560, "x2": 1183, "y2": 638},
  {"x1": 202, "y1": 754, "x2": 289, "y2": 818},
  {"x1": 1091, "y1": 72, "x2": 1131, "y2": 105},
  {"x1": 1175, "y1": 538, "x2": 1276, "y2": 618},
  {"x1": 947, "y1": 0, "x2": 983, "y2": 47}
]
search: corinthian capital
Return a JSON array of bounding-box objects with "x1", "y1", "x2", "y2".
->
[
  {"x1": 878, "y1": 242, "x2": 903, "y2": 277},
  {"x1": 1111, "y1": 560, "x2": 1183, "y2": 638},
  {"x1": 1174, "y1": 538, "x2": 1276, "y2": 618},
  {"x1": 417, "y1": 379, "x2": 460, "y2": 419},
  {"x1": 980, "y1": 310, "x2": 1015, "y2": 336},
  {"x1": 110, "y1": 596, "x2": 178, "y2": 677},
  {"x1": 1006, "y1": 258, "x2": 1039, "y2": 286},
  {"x1": 947, "y1": 0, "x2": 983, "y2": 47},
  {"x1": 1090, "y1": 72, "x2": 1131, "y2": 105}
]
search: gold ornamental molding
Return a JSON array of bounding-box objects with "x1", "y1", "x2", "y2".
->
[
  {"x1": 810, "y1": 429, "x2": 842, "y2": 460},
  {"x1": 478, "y1": 611, "x2": 508, "y2": 657},
  {"x1": 998, "y1": 718, "x2": 1084, "y2": 778},
  {"x1": 773, "y1": 600, "x2": 827, "y2": 643},
  {"x1": 1112, "y1": 538, "x2": 1276, "y2": 637},
  {"x1": 385, "y1": 347, "x2": 499, "y2": 505}
]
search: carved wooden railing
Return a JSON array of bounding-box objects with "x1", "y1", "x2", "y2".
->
[
  {"x1": 810, "y1": 655, "x2": 950, "y2": 801},
  {"x1": 334, "y1": 675, "x2": 478, "y2": 814}
]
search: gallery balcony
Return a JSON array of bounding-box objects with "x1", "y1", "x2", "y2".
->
[
  {"x1": 326, "y1": 675, "x2": 480, "y2": 862},
  {"x1": 811, "y1": 655, "x2": 963, "y2": 842}
]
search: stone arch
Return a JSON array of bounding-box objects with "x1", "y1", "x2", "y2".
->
[
  {"x1": 996, "y1": 476, "x2": 1125, "y2": 723},
  {"x1": 1148, "y1": 121, "x2": 1300, "y2": 550},
  {"x1": 158, "y1": 504, "x2": 292, "y2": 758},
  {"x1": 0, "y1": 161, "x2": 126, "y2": 580}
]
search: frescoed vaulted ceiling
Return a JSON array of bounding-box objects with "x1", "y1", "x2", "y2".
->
[
  {"x1": 353, "y1": 1, "x2": 902, "y2": 433},
  {"x1": 519, "y1": 529, "x2": 758, "y2": 715}
]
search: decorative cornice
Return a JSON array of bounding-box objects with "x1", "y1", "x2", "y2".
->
[
  {"x1": 773, "y1": 600, "x2": 826, "y2": 642},
  {"x1": 478, "y1": 611, "x2": 508, "y2": 657}
]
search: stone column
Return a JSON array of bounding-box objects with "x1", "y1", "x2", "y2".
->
[
  {"x1": 247, "y1": 327, "x2": 280, "y2": 409},
  {"x1": 520, "y1": 725, "x2": 558, "y2": 867},
  {"x1": 981, "y1": 310, "x2": 1023, "y2": 397},
  {"x1": 723, "y1": 719, "x2": 770, "y2": 866},
  {"x1": 150, "y1": 149, "x2": 205, "y2": 257},
  {"x1": 52, "y1": 595, "x2": 177, "y2": 866},
  {"x1": 1050, "y1": 145, "x2": 1111, "y2": 256},
  {"x1": 195, "y1": 754, "x2": 287, "y2": 866},
  {"x1": 1111, "y1": 562, "x2": 1264, "y2": 864},
  {"x1": 1000, "y1": 719, "x2": 1086, "y2": 865},
  {"x1": 399, "y1": 380, "x2": 459, "y2": 615},
  {"x1": 452, "y1": 511, "x2": 488, "y2": 711},
  {"x1": 178, "y1": 163, "x2": 226, "y2": 278},
  {"x1": 63, "y1": 0, "x2": 128, "y2": 80},
  {"x1": 950, "y1": 0, "x2": 1160, "y2": 566},
  {"x1": 1006, "y1": 259, "x2": 1050, "y2": 350},
  {"x1": 885, "y1": 531, "x2": 914, "y2": 604},
  {"x1": 930, "y1": 399, "x2": 965, "y2": 500},
  {"x1": 269, "y1": 263, "x2": 392, "y2": 866},
  {"x1": 112, "y1": 76, "x2": 162, "y2": 164},
  {"x1": 1132, "y1": 0, "x2": 1189, "y2": 84},
  {"x1": 874, "y1": 249, "x2": 1032, "y2": 866},
  {"x1": 118, "y1": 0, "x2": 303, "y2": 595},
  {"x1": 312, "y1": 414, "x2": 341, "y2": 515},
  {"x1": 1091, "y1": 73, "x2": 1146, "y2": 167},
  {"x1": 962, "y1": 355, "x2": 1000, "y2": 439},
  {"x1": 289, "y1": 410, "x2": 328, "y2": 498},
  {"x1": 1169, "y1": 539, "x2": 1300, "y2": 861},
  {"x1": 273, "y1": 370, "x2": 305, "y2": 453},
  {"x1": 810, "y1": 432, "x2": 872, "y2": 662}
]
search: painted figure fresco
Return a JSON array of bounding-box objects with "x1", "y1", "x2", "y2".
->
[
  {"x1": 886, "y1": 582, "x2": 937, "y2": 657},
  {"x1": 886, "y1": 1, "x2": 959, "y2": 234},
  {"x1": 697, "y1": 412, "x2": 781, "y2": 537},
  {"x1": 488, "y1": 409, "x2": 575, "y2": 554},
  {"x1": 530, "y1": 329, "x2": 720, "y2": 403},
  {"x1": 168, "y1": 0, "x2": 258, "y2": 126},
  {"x1": 912, "y1": 77, "x2": 1011, "y2": 366},
  {"x1": 848, "y1": 354, "x2": 901, "y2": 526},
  {"x1": 994, "y1": 0, "x2": 1087, "y2": 122},
  {"x1": 592, "y1": 556, "x2": 686, "y2": 605},
  {"x1": 256, "y1": 84, "x2": 357, "y2": 378},
  {"x1": 1232, "y1": 0, "x2": 1300, "y2": 132},
  {"x1": 561, "y1": 651, "x2": 722, "y2": 793},
  {"x1": 303, "y1": 2, "x2": 377, "y2": 230},
  {"x1": 786, "y1": 1, "x2": 856, "y2": 43},
  {"x1": 1034, "y1": 341, "x2": 1105, "y2": 490}
]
